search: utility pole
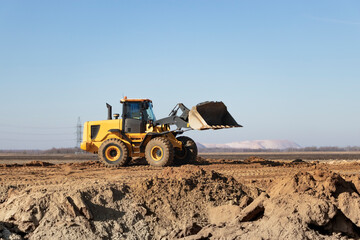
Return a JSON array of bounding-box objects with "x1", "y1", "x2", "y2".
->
[{"x1": 76, "y1": 117, "x2": 82, "y2": 150}]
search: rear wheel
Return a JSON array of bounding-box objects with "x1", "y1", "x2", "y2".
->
[
  {"x1": 145, "y1": 137, "x2": 174, "y2": 167},
  {"x1": 98, "y1": 139, "x2": 129, "y2": 167},
  {"x1": 174, "y1": 136, "x2": 198, "y2": 164}
]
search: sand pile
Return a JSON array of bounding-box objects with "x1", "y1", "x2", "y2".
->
[
  {"x1": 0, "y1": 166, "x2": 259, "y2": 239},
  {"x1": 61, "y1": 161, "x2": 103, "y2": 168},
  {"x1": 24, "y1": 161, "x2": 54, "y2": 167},
  {"x1": 1, "y1": 164, "x2": 360, "y2": 240},
  {"x1": 130, "y1": 165, "x2": 260, "y2": 238},
  {"x1": 187, "y1": 170, "x2": 360, "y2": 239},
  {"x1": 0, "y1": 183, "x2": 122, "y2": 239},
  {"x1": 263, "y1": 170, "x2": 360, "y2": 239},
  {"x1": 243, "y1": 156, "x2": 270, "y2": 163},
  {"x1": 242, "y1": 156, "x2": 284, "y2": 167}
]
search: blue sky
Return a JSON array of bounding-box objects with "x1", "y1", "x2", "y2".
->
[{"x1": 0, "y1": 1, "x2": 359, "y2": 149}]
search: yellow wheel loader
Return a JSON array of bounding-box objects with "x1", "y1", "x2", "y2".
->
[{"x1": 80, "y1": 97, "x2": 241, "y2": 167}]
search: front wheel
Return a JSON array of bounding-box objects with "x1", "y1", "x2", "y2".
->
[
  {"x1": 98, "y1": 139, "x2": 129, "y2": 167},
  {"x1": 145, "y1": 137, "x2": 174, "y2": 167},
  {"x1": 174, "y1": 136, "x2": 198, "y2": 164}
]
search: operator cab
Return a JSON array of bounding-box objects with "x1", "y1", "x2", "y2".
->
[{"x1": 120, "y1": 97, "x2": 156, "y2": 133}]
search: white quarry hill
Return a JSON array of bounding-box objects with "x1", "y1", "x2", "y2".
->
[{"x1": 199, "y1": 140, "x2": 301, "y2": 150}]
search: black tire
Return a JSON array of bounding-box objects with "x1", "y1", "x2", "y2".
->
[
  {"x1": 174, "y1": 136, "x2": 198, "y2": 164},
  {"x1": 98, "y1": 138, "x2": 129, "y2": 167},
  {"x1": 145, "y1": 137, "x2": 174, "y2": 167}
]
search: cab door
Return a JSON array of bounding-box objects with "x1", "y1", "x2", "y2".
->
[{"x1": 123, "y1": 102, "x2": 146, "y2": 133}]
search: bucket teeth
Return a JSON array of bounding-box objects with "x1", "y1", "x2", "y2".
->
[{"x1": 199, "y1": 125, "x2": 239, "y2": 130}]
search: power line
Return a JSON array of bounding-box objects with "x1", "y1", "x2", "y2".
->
[
  {"x1": 0, "y1": 118, "x2": 83, "y2": 146},
  {"x1": 0, "y1": 138, "x2": 76, "y2": 141},
  {"x1": 0, "y1": 131, "x2": 74, "y2": 135},
  {"x1": 0, "y1": 124, "x2": 75, "y2": 129}
]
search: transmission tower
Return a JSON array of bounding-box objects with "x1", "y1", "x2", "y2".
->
[{"x1": 76, "y1": 117, "x2": 82, "y2": 149}]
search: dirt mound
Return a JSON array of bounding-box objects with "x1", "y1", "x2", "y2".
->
[
  {"x1": 0, "y1": 161, "x2": 54, "y2": 168},
  {"x1": 243, "y1": 156, "x2": 268, "y2": 163},
  {"x1": 268, "y1": 170, "x2": 357, "y2": 198},
  {"x1": 24, "y1": 161, "x2": 53, "y2": 167},
  {"x1": 0, "y1": 163, "x2": 20, "y2": 168},
  {"x1": 0, "y1": 182, "x2": 142, "y2": 240},
  {"x1": 130, "y1": 165, "x2": 260, "y2": 238},
  {"x1": 0, "y1": 166, "x2": 260, "y2": 239},
  {"x1": 243, "y1": 156, "x2": 286, "y2": 166},
  {"x1": 243, "y1": 156, "x2": 312, "y2": 168},
  {"x1": 2, "y1": 161, "x2": 360, "y2": 240},
  {"x1": 262, "y1": 171, "x2": 360, "y2": 239},
  {"x1": 61, "y1": 161, "x2": 103, "y2": 168},
  {"x1": 292, "y1": 158, "x2": 305, "y2": 163},
  {"x1": 187, "y1": 170, "x2": 360, "y2": 239},
  {"x1": 191, "y1": 156, "x2": 210, "y2": 165}
]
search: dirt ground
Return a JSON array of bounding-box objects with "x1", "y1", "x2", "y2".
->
[{"x1": 1, "y1": 153, "x2": 360, "y2": 239}]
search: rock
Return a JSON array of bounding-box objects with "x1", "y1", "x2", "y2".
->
[
  {"x1": 348, "y1": 175, "x2": 360, "y2": 194},
  {"x1": 72, "y1": 193, "x2": 93, "y2": 220},
  {"x1": 237, "y1": 192, "x2": 268, "y2": 222},
  {"x1": 208, "y1": 204, "x2": 242, "y2": 225},
  {"x1": 63, "y1": 196, "x2": 78, "y2": 218},
  {"x1": 181, "y1": 225, "x2": 215, "y2": 240},
  {"x1": 62, "y1": 193, "x2": 93, "y2": 220},
  {"x1": 338, "y1": 192, "x2": 360, "y2": 227},
  {"x1": 238, "y1": 195, "x2": 251, "y2": 208},
  {"x1": 293, "y1": 195, "x2": 337, "y2": 226}
]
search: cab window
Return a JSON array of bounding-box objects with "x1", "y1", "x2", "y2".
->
[
  {"x1": 126, "y1": 102, "x2": 142, "y2": 120},
  {"x1": 145, "y1": 104, "x2": 156, "y2": 121}
]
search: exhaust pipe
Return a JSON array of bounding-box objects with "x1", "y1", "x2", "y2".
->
[{"x1": 106, "y1": 103, "x2": 112, "y2": 120}]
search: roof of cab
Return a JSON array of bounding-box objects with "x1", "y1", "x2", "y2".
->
[{"x1": 120, "y1": 96, "x2": 152, "y2": 103}]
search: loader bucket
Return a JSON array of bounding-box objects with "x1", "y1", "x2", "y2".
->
[{"x1": 188, "y1": 101, "x2": 242, "y2": 130}]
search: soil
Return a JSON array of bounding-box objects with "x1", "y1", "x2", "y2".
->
[{"x1": 0, "y1": 153, "x2": 360, "y2": 239}]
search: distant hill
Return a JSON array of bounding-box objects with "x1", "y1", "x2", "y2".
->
[
  {"x1": 200, "y1": 140, "x2": 301, "y2": 150},
  {"x1": 196, "y1": 143, "x2": 207, "y2": 149}
]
